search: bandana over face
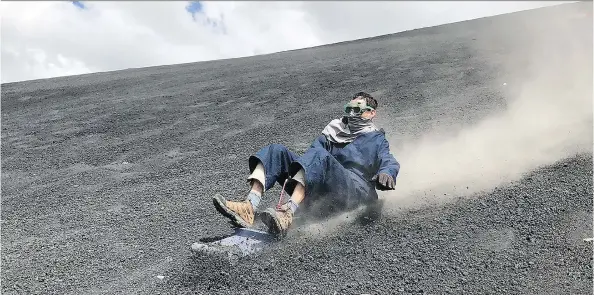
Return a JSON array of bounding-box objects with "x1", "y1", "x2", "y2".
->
[{"x1": 322, "y1": 100, "x2": 378, "y2": 143}]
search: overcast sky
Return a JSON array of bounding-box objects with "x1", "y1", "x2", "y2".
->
[{"x1": 0, "y1": 1, "x2": 571, "y2": 83}]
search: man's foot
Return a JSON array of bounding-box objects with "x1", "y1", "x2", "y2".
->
[
  {"x1": 260, "y1": 205, "x2": 294, "y2": 236},
  {"x1": 212, "y1": 194, "x2": 255, "y2": 228}
]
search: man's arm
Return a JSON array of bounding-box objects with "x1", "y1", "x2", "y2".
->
[{"x1": 374, "y1": 136, "x2": 400, "y2": 190}]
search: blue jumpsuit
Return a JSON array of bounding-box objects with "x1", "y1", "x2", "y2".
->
[{"x1": 248, "y1": 129, "x2": 400, "y2": 212}]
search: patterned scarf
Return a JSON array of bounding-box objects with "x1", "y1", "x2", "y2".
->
[{"x1": 322, "y1": 114, "x2": 379, "y2": 143}]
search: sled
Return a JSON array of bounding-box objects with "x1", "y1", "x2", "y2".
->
[
  {"x1": 191, "y1": 184, "x2": 294, "y2": 263},
  {"x1": 190, "y1": 200, "x2": 383, "y2": 263},
  {"x1": 190, "y1": 227, "x2": 277, "y2": 263}
]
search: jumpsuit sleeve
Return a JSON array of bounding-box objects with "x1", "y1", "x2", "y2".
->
[{"x1": 375, "y1": 136, "x2": 400, "y2": 182}]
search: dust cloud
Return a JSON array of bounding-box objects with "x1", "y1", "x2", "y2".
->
[
  {"x1": 298, "y1": 5, "x2": 592, "y2": 237},
  {"x1": 381, "y1": 7, "x2": 593, "y2": 211}
]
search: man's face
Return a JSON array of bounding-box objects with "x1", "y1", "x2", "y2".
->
[{"x1": 344, "y1": 97, "x2": 376, "y2": 119}]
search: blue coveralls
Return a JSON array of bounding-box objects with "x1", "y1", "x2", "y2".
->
[{"x1": 248, "y1": 129, "x2": 400, "y2": 212}]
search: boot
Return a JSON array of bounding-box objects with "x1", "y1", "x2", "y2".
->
[
  {"x1": 212, "y1": 194, "x2": 255, "y2": 228},
  {"x1": 260, "y1": 204, "x2": 294, "y2": 236}
]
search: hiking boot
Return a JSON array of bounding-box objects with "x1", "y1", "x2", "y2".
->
[
  {"x1": 213, "y1": 194, "x2": 255, "y2": 228},
  {"x1": 260, "y1": 205, "x2": 294, "y2": 236}
]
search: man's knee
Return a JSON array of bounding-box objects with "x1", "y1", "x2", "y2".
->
[
  {"x1": 288, "y1": 147, "x2": 334, "y2": 190},
  {"x1": 250, "y1": 143, "x2": 295, "y2": 175},
  {"x1": 267, "y1": 143, "x2": 290, "y2": 155},
  {"x1": 255, "y1": 143, "x2": 291, "y2": 159},
  {"x1": 252, "y1": 144, "x2": 289, "y2": 162},
  {"x1": 290, "y1": 147, "x2": 329, "y2": 175}
]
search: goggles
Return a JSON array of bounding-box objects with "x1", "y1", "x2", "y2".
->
[{"x1": 344, "y1": 101, "x2": 374, "y2": 115}]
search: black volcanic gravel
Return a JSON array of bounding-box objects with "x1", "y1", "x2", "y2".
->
[
  {"x1": 1, "y1": 2, "x2": 592, "y2": 295},
  {"x1": 165, "y1": 155, "x2": 593, "y2": 295}
]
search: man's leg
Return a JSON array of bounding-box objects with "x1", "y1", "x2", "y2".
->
[
  {"x1": 260, "y1": 147, "x2": 372, "y2": 235},
  {"x1": 259, "y1": 168, "x2": 304, "y2": 236},
  {"x1": 213, "y1": 144, "x2": 298, "y2": 228}
]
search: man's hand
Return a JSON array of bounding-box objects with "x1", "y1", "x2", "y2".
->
[{"x1": 372, "y1": 173, "x2": 395, "y2": 190}]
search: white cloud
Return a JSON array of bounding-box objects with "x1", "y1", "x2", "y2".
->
[{"x1": 0, "y1": 1, "x2": 570, "y2": 83}]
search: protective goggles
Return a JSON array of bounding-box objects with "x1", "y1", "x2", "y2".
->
[{"x1": 344, "y1": 101, "x2": 374, "y2": 115}]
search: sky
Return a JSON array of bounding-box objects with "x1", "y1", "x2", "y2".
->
[{"x1": 0, "y1": 1, "x2": 572, "y2": 84}]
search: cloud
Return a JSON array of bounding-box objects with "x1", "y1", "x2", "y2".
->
[{"x1": 0, "y1": 1, "x2": 571, "y2": 83}]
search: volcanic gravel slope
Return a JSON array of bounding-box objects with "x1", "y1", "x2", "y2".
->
[{"x1": 1, "y1": 2, "x2": 592, "y2": 295}]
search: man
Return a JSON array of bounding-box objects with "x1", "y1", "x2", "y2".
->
[{"x1": 213, "y1": 92, "x2": 400, "y2": 236}]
